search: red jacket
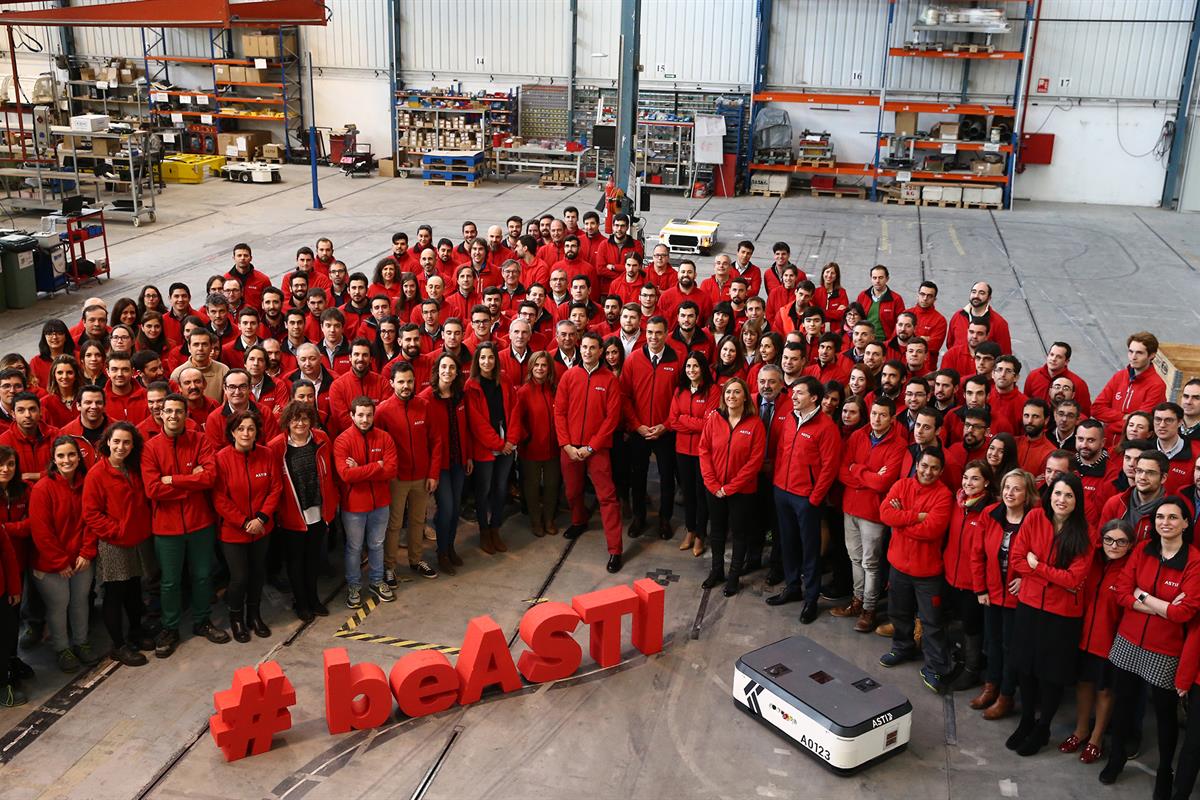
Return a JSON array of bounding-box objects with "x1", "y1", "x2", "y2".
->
[
  {"x1": 880, "y1": 477, "x2": 953, "y2": 578},
  {"x1": 1163, "y1": 439, "x2": 1200, "y2": 497},
  {"x1": 838, "y1": 425, "x2": 905, "y2": 523},
  {"x1": 420, "y1": 387, "x2": 472, "y2": 470},
  {"x1": 813, "y1": 286, "x2": 849, "y2": 329},
  {"x1": 1177, "y1": 619, "x2": 1200, "y2": 692},
  {"x1": 1011, "y1": 508, "x2": 1092, "y2": 617},
  {"x1": 498, "y1": 348, "x2": 533, "y2": 390},
  {"x1": 204, "y1": 401, "x2": 279, "y2": 451},
  {"x1": 268, "y1": 431, "x2": 338, "y2": 529},
  {"x1": 1075, "y1": 454, "x2": 1116, "y2": 533},
  {"x1": 1114, "y1": 539, "x2": 1200, "y2": 657},
  {"x1": 554, "y1": 364, "x2": 622, "y2": 452},
  {"x1": 946, "y1": 308, "x2": 1013, "y2": 355},
  {"x1": 464, "y1": 378, "x2": 515, "y2": 462},
  {"x1": 1016, "y1": 435, "x2": 1055, "y2": 477},
  {"x1": 770, "y1": 409, "x2": 842, "y2": 506},
  {"x1": 1099, "y1": 490, "x2": 1157, "y2": 544},
  {"x1": 944, "y1": 493, "x2": 991, "y2": 590},
  {"x1": 0, "y1": 489, "x2": 30, "y2": 574},
  {"x1": 856, "y1": 288, "x2": 906, "y2": 339},
  {"x1": 699, "y1": 412, "x2": 765, "y2": 496},
  {"x1": 732, "y1": 261, "x2": 762, "y2": 298},
  {"x1": 0, "y1": 422, "x2": 59, "y2": 480},
  {"x1": 142, "y1": 429, "x2": 217, "y2": 535},
  {"x1": 333, "y1": 426, "x2": 397, "y2": 512},
  {"x1": 665, "y1": 328, "x2": 714, "y2": 365},
  {"x1": 939, "y1": 346, "x2": 977, "y2": 384},
  {"x1": 213, "y1": 445, "x2": 282, "y2": 543},
  {"x1": 328, "y1": 369, "x2": 390, "y2": 436},
  {"x1": 1024, "y1": 364, "x2": 1092, "y2": 417},
  {"x1": 944, "y1": 439, "x2": 989, "y2": 489},
  {"x1": 620, "y1": 346, "x2": 681, "y2": 430},
  {"x1": 29, "y1": 473, "x2": 94, "y2": 573},
  {"x1": 971, "y1": 503, "x2": 1023, "y2": 608},
  {"x1": 667, "y1": 385, "x2": 718, "y2": 457},
  {"x1": 510, "y1": 382, "x2": 558, "y2": 461},
  {"x1": 228, "y1": 266, "x2": 272, "y2": 310},
  {"x1": 1092, "y1": 367, "x2": 1167, "y2": 430},
  {"x1": 376, "y1": 394, "x2": 441, "y2": 481},
  {"x1": 1079, "y1": 553, "x2": 1129, "y2": 659},
  {"x1": 987, "y1": 387, "x2": 1026, "y2": 436},
  {"x1": 804, "y1": 356, "x2": 853, "y2": 386},
  {"x1": 907, "y1": 304, "x2": 947, "y2": 355},
  {"x1": 0, "y1": 526, "x2": 18, "y2": 598},
  {"x1": 104, "y1": 384, "x2": 149, "y2": 423},
  {"x1": 659, "y1": 286, "x2": 713, "y2": 327},
  {"x1": 82, "y1": 458, "x2": 151, "y2": 549}
]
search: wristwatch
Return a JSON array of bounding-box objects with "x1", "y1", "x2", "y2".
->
[{"x1": 1137, "y1": 592, "x2": 1149, "y2": 604}]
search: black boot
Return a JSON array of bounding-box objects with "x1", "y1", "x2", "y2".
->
[
  {"x1": 247, "y1": 605, "x2": 271, "y2": 639},
  {"x1": 230, "y1": 608, "x2": 250, "y2": 643},
  {"x1": 1016, "y1": 723, "x2": 1049, "y2": 756},
  {"x1": 1153, "y1": 767, "x2": 1172, "y2": 800},
  {"x1": 949, "y1": 634, "x2": 984, "y2": 692},
  {"x1": 1005, "y1": 717, "x2": 1034, "y2": 751}
]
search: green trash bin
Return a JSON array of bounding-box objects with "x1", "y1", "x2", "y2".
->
[
  {"x1": 0, "y1": 260, "x2": 7, "y2": 311},
  {"x1": 0, "y1": 234, "x2": 37, "y2": 309}
]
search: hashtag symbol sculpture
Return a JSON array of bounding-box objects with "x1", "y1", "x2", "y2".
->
[{"x1": 209, "y1": 661, "x2": 297, "y2": 762}]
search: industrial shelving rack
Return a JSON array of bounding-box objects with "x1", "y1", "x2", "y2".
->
[
  {"x1": 65, "y1": 68, "x2": 150, "y2": 126},
  {"x1": 394, "y1": 91, "x2": 506, "y2": 174}
]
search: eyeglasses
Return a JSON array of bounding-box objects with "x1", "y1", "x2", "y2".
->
[{"x1": 1101, "y1": 536, "x2": 1131, "y2": 548}]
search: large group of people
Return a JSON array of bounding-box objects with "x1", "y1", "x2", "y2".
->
[{"x1": 0, "y1": 207, "x2": 1198, "y2": 796}]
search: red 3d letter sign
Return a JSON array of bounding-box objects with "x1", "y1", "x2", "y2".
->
[{"x1": 324, "y1": 578, "x2": 665, "y2": 734}]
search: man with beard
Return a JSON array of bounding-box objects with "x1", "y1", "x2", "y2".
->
[
  {"x1": 485, "y1": 224, "x2": 514, "y2": 269},
  {"x1": 340, "y1": 273, "x2": 373, "y2": 339},
  {"x1": 945, "y1": 281, "x2": 1012, "y2": 356},
  {"x1": 931, "y1": 369, "x2": 959, "y2": 417},
  {"x1": 314, "y1": 237, "x2": 336, "y2": 278},
  {"x1": 945, "y1": 407, "x2": 990, "y2": 487},
  {"x1": 537, "y1": 219, "x2": 567, "y2": 267},
  {"x1": 614, "y1": 304, "x2": 644, "y2": 357},
  {"x1": 895, "y1": 377, "x2": 930, "y2": 438},
  {"x1": 597, "y1": 295, "x2": 622, "y2": 336},
  {"x1": 434, "y1": 239, "x2": 458, "y2": 283},
  {"x1": 1049, "y1": 397, "x2": 1080, "y2": 449},
  {"x1": 132, "y1": 351, "x2": 165, "y2": 388},
  {"x1": 287, "y1": 273, "x2": 309, "y2": 313},
  {"x1": 900, "y1": 407, "x2": 945, "y2": 480},
  {"x1": 454, "y1": 221, "x2": 480, "y2": 264},
  {"x1": 945, "y1": 373, "x2": 989, "y2": 445},
  {"x1": 262, "y1": 338, "x2": 294, "y2": 379},
  {"x1": 875, "y1": 361, "x2": 906, "y2": 403},
  {"x1": 1016, "y1": 398, "x2": 1054, "y2": 475},
  {"x1": 551, "y1": 235, "x2": 597, "y2": 290},
  {"x1": 175, "y1": 367, "x2": 217, "y2": 429},
  {"x1": 204, "y1": 368, "x2": 279, "y2": 448},
  {"x1": 171, "y1": 328, "x2": 228, "y2": 402},
  {"x1": 578, "y1": 211, "x2": 607, "y2": 265},
  {"x1": 227, "y1": 242, "x2": 271, "y2": 311},
  {"x1": 390, "y1": 324, "x2": 432, "y2": 385},
  {"x1": 1072, "y1": 418, "x2": 1112, "y2": 530},
  {"x1": 413, "y1": 246, "x2": 440, "y2": 295},
  {"x1": 281, "y1": 309, "x2": 309, "y2": 362},
  {"x1": 282, "y1": 246, "x2": 330, "y2": 292},
  {"x1": 595, "y1": 214, "x2": 643, "y2": 295},
  {"x1": 390, "y1": 231, "x2": 418, "y2": 272},
  {"x1": 906, "y1": 280, "x2": 947, "y2": 356},
  {"x1": 611, "y1": 253, "x2": 647, "y2": 306},
  {"x1": 325, "y1": 260, "x2": 352, "y2": 309},
  {"x1": 940, "y1": 319, "x2": 990, "y2": 380},
  {"x1": 465, "y1": 240, "x2": 500, "y2": 290},
  {"x1": 259, "y1": 287, "x2": 287, "y2": 341},
  {"x1": 330, "y1": 340, "x2": 388, "y2": 435},
  {"x1": 503, "y1": 215, "x2": 523, "y2": 252},
  {"x1": 659, "y1": 259, "x2": 712, "y2": 323},
  {"x1": 988, "y1": 355, "x2": 1027, "y2": 436},
  {"x1": 862, "y1": 342, "x2": 886, "y2": 379},
  {"x1": 805, "y1": 333, "x2": 852, "y2": 385},
  {"x1": 103, "y1": 352, "x2": 148, "y2": 423},
  {"x1": 886, "y1": 312, "x2": 918, "y2": 362},
  {"x1": 515, "y1": 234, "x2": 550, "y2": 288}
]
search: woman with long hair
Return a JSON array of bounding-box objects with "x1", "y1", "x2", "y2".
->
[
  {"x1": 841, "y1": 302, "x2": 866, "y2": 338},
  {"x1": 712, "y1": 335, "x2": 747, "y2": 388},
  {"x1": 109, "y1": 297, "x2": 140, "y2": 329},
  {"x1": 43, "y1": 356, "x2": 82, "y2": 428},
  {"x1": 271, "y1": 401, "x2": 336, "y2": 622},
  {"x1": 1058, "y1": 519, "x2": 1134, "y2": 763},
  {"x1": 840, "y1": 395, "x2": 868, "y2": 436},
  {"x1": 0, "y1": 446, "x2": 30, "y2": 706},
  {"x1": 971, "y1": 468, "x2": 1038, "y2": 721},
  {"x1": 1120, "y1": 411, "x2": 1153, "y2": 446},
  {"x1": 29, "y1": 436, "x2": 97, "y2": 673},
  {"x1": 370, "y1": 258, "x2": 403, "y2": 300},
  {"x1": 31, "y1": 320, "x2": 74, "y2": 389},
  {"x1": 77, "y1": 340, "x2": 107, "y2": 387},
  {"x1": 510, "y1": 351, "x2": 560, "y2": 537},
  {"x1": 213, "y1": 411, "x2": 282, "y2": 642},
  {"x1": 668, "y1": 352, "x2": 717, "y2": 558},
  {"x1": 820, "y1": 380, "x2": 845, "y2": 419},
  {"x1": 420, "y1": 353, "x2": 473, "y2": 575},
  {"x1": 944, "y1": 459, "x2": 996, "y2": 692},
  {"x1": 847, "y1": 364, "x2": 873, "y2": 400},
  {"x1": 1100, "y1": 496, "x2": 1200, "y2": 793},
  {"x1": 1006, "y1": 472, "x2": 1094, "y2": 756},
  {"x1": 136, "y1": 311, "x2": 168, "y2": 355},
  {"x1": 395, "y1": 273, "x2": 423, "y2": 321},
  {"x1": 812, "y1": 262, "x2": 849, "y2": 331},
  {"x1": 137, "y1": 284, "x2": 166, "y2": 319},
  {"x1": 464, "y1": 343, "x2": 517, "y2": 554},
  {"x1": 699, "y1": 378, "x2": 764, "y2": 596},
  {"x1": 986, "y1": 432, "x2": 1021, "y2": 482},
  {"x1": 740, "y1": 322, "x2": 763, "y2": 368},
  {"x1": 370, "y1": 315, "x2": 402, "y2": 370},
  {"x1": 708, "y1": 302, "x2": 734, "y2": 340},
  {"x1": 82, "y1": 422, "x2": 153, "y2": 667},
  {"x1": 748, "y1": 331, "x2": 783, "y2": 390}
]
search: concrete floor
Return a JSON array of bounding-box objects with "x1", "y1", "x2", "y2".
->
[{"x1": 0, "y1": 166, "x2": 1197, "y2": 799}]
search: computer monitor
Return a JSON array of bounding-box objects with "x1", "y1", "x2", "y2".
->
[{"x1": 60, "y1": 195, "x2": 85, "y2": 216}]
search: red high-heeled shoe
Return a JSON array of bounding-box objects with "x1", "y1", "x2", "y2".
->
[
  {"x1": 1058, "y1": 734, "x2": 1082, "y2": 754},
  {"x1": 1079, "y1": 742, "x2": 1103, "y2": 764}
]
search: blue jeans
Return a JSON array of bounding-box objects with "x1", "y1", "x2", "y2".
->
[
  {"x1": 434, "y1": 465, "x2": 467, "y2": 554},
  {"x1": 773, "y1": 488, "x2": 822, "y2": 602},
  {"x1": 342, "y1": 505, "x2": 388, "y2": 588},
  {"x1": 473, "y1": 453, "x2": 514, "y2": 528}
]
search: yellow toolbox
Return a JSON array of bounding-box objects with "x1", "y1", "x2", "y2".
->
[{"x1": 161, "y1": 154, "x2": 226, "y2": 184}]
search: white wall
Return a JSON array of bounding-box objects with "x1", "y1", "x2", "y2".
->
[{"x1": 309, "y1": 70, "x2": 393, "y2": 156}]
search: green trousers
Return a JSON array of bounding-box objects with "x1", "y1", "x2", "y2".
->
[{"x1": 154, "y1": 526, "x2": 216, "y2": 630}]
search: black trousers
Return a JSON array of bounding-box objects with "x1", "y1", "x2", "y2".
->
[
  {"x1": 0, "y1": 598, "x2": 17, "y2": 685},
  {"x1": 222, "y1": 537, "x2": 270, "y2": 611},
  {"x1": 676, "y1": 453, "x2": 709, "y2": 538},
  {"x1": 945, "y1": 585, "x2": 985, "y2": 636},
  {"x1": 1174, "y1": 685, "x2": 1200, "y2": 799},
  {"x1": 101, "y1": 576, "x2": 144, "y2": 647},
  {"x1": 750, "y1": 472, "x2": 779, "y2": 570},
  {"x1": 886, "y1": 566, "x2": 951, "y2": 675},
  {"x1": 707, "y1": 492, "x2": 754, "y2": 578},
  {"x1": 628, "y1": 432, "x2": 677, "y2": 523},
  {"x1": 821, "y1": 503, "x2": 852, "y2": 594},
  {"x1": 1108, "y1": 667, "x2": 1180, "y2": 774},
  {"x1": 283, "y1": 522, "x2": 326, "y2": 613}
]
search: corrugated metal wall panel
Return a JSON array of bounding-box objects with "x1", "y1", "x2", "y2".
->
[
  {"x1": 305, "y1": 0, "x2": 389, "y2": 70},
  {"x1": 67, "y1": 0, "x2": 147, "y2": 58},
  {"x1": 575, "y1": 0, "x2": 619, "y2": 83},
  {"x1": 766, "y1": 0, "x2": 889, "y2": 90},
  {"x1": 639, "y1": 0, "x2": 755, "y2": 88}
]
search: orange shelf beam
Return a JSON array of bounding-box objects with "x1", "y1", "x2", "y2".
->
[
  {"x1": 876, "y1": 168, "x2": 1008, "y2": 184},
  {"x1": 889, "y1": 48, "x2": 1024, "y2": 61},
  {"x1": 0, "y1": 0, "x2": 327, "y2": 27},
  {"x1": 145, "y1": 55, "x2": 279, "y2": 66},
  {"x1": 752, "y1": 91, "x2": 880, "y2": 107},
  {"x1": 878, "y1": 136, "x2": 1013, "y2": 153},
  {"x1": 750, "y1": 162, "x2": 876, "y2": 177},
  {"x1": 884, "y1": 100, "x2": 1016, "y2": 117},
  {"x1": 216, "y1": 81, "x2": 285, "y2": 88},
  {"x1": 153, "y1": 110, "x2": 286, "y2": 121}
]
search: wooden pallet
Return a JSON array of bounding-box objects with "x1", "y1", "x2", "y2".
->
[
  {"x1": 920, "y1": 198, "x2": 963, "y2": 208},
  {"x1": 881, "y1": 195, "x2": 919, "y2": 205},
  {"x1": 422, "y1": 169, "x2": 479, "y2": 181},
  {"x1": 749, "y1": 188, "x2": 788, "y2": 198},
  {"x1": 962, "y1": 201, "x2": 1003, "y2": 210},
  {"x1": 422, "y1": 163, "x2": 477, "y2": 175},
  {"x1": 538, "y1": 179, "x2": 578, "y2": 188},
  {"x1": 796, "y1": 158, "x2": 835, "y2": 168},
  {"x1": 810, "y1": 186, "x2": 866, "y2": 199},
  {"x1": 951, "y1": 42, "x2": 995, "y2": 54},
  {"x1": 423, "y1": 178, "x2": 479, "y2": 188},
  {"x1": 422, "y1": 153, "x2": 484, "y2": 168},
  {"x1": 905, "y1": 41, "x2": 945, "y2": 52}
]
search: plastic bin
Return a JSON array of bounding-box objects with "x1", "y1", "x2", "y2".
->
[
  {"x1": 34, "y1": 246, "x2": 67, "y2": 294},
  {"x1": 0, "y1": 234, "x2": 37, "y2": 308}
]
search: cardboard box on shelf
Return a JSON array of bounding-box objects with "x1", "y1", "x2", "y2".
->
[
  {"x1": 91, "y1": 137, "x2": 118, "y2": 157},
  {"x1": 894, "y1": 111, "x2": 919, "y2": 138},
  {"x1": 251, "y1": 32, "x2": 296, "y2": 58},
  {"x1": 972, "y1": 159, "x2": 1005, "y2": 176},
  {"x1": 215, "y1": 64, "x2": 231, "y2": 82},
  {"x1": 79, "y1": 66, "x2": 96, "y2": 81},
  {"x1": 228, "y1": 66, "x2": 247, "y2": 83},
  {"x1": 930, "y1": 122, "x2": 959, "y2": 141},
  {"x1": 70, "y1": 114, "x2": 110, "y2": 132},
  {"x1": 217, "y1": 130, "x2": 272, "y2": 159},
  {"x1": 261, "y1": 143, "x2": 283, "y2": 160},
  {"x1": 242, "y1": 68, "x2": 263, "y2": 84}
]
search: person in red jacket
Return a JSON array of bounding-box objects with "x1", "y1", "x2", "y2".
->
[
  {"x1": 0, "y1": 508, "x2": 21, "y2": 705},
  {"x1": 1099, "y1": 449, "x2": 1166, "y2": 544},
  {"x1": 833, "y1": 396, "x2": 905, "y2": 632},
  {"x1": 907, "y1": 280, "x2": 948, "y2": 357},
  {"x1": 668, "y1": 353, "x2": 718, "y2": 557},
  {"x1": 1175, "y1": 606, "x2": 1200, "y2": 799},
  {"x1": 555, "y1": 331, "x2": 624, "y2": 572},
  {"x1": 1006, "y1": 472, "x2": 1094, "y2": 756},
  {"x1": 877, "y1": 446, "x2": 954, "y2": 693},
  {"x1": 856, "y1": 265, "x2": 905, "y2": 342},
  {"x1": 767, "y1": 376, "x2": 842, "y2": 622},
  {"x1": 420, "y1": 353, "x2": 473, "y2": 575},
  {"x1": 142, "y1": 393, "x2": 228, "y2": 657},
  {"x1": 212, "y1": 411, "x2": 281, "y2": 645},
  {"x1": 328, "y1": 340, "x2": 389, "y2": 437},
  {"x1": 1092, "y1": 331, "x2": 1167, "y2": 434},
  {"x1": 1056, "y1": 519, "x2": 1134, "y2": 764},
  {"x1": 699, "y1": 379, "x2": 765, "y2": 596},
  {"x1": 943, "y1": 460, "x2": 995, "y2": 692},
  {"x1": 1151, "y1": 401, "x2": 1200, "y2": 496},
  {"x1": 1100, "y1": 496, "x2": 1200, "y2": 791},
  {"x1": 0, "y1": 392, "x2": 58, "y2": 483},
  {"x1": 464, "y1": 343, "x2": 517, "y2": 555},
  {"x1": 945, "y1": 282, "x2": 1013, "y2": 356},
  {"x1": 30, "y1": 436, "x2": 97, "y2": 673},
  {"x1": 510, "y1": 352, "x2": 560, "y2": 537},
  {"x1": 1024, "y1": 341, "x2": 1093, "y2": 418},
  {"x1": 335, "y1": 396, "x2": 397, "y2": 610},
  {"x1": 970, "y1": 469, "x2": 1038, "y2": 721},
  {"x1": 82, "y1": 422, "x2": 154, "y2": 667}
]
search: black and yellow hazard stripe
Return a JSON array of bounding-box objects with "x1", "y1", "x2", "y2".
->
[
  {"x1": 338, "y1": 592, "x2": 380, "y2": 633},
  {"x1": 333, "y1": 628, "x2": 460, "y2": 655}
]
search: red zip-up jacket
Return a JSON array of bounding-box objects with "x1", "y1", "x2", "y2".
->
[
  {"x1": 510, "y1": 382, "x2": 558, "y2": 461},
  {"x1": 420, "y1": 387, "x2": 472, "y2": 470},
  {"x1": 907, "y1": 304, "x2": 947, "y2": 355},
  {"x1": 29, "y1": 472, "x2": 94, "y2": 573},
  {"x1": 621, "y1": 346, "x2": 681, "y2": 431},
  {"x1": 204, "y1": 401, "x2": 279, "y2": 451},
  {"x1": 1011, "y1": 508, "x2": 1092, "y2": 617},
  {"x1": 1177, "y1": 619, "x2": 1200, "y2": 692},
  {"x1": 554, "y1": 364, "x2": 622, "y2": 452},
  {"x1": 855, "y1": 288, "x2": 906, "y2": 339},
  {"x1": 987, "y1": 387, "x2": 1027, "y2": 436},
  {"x1": 699, "y1": 411, "x2": 765, "y2": 496},
  {"x1": 813, "y1": 286, "x2": 849, "y2": 329},
  {"x1": 376, "y1": 394, "x2": 441, "y2": 481},
  {"x1": 213, "y1": 445, "x2": 282, "y2": 543},
  {"x1": 838, "y1": 424, "x2": 905, "y2": 523},
  {"x1": 1079, "y1": 552, "x2": 1129, "y2": 659},
  {"x1": 464, "y1": 378, "x2": 515, "y2": 462},
  {"x1": 1099, "y1": 489, "x2": 1157, "y2": 544},
  {"x1": 0, "y1": 488, "x2": 30, "y2": 573},
  {"x1": 880, "y1": 476, "x2": 953, "y2": 578},
  {"x1": 228, "y1": 266, "x2": 272, "y2": 310},
  {"x1": 971, "y1": 502, "x2": 1023, "y2": 608},
  {"x1": 1024, "y1": 364, "x2": 1092, "y2": 417},
  {"x1": 1114, "y1": 538, "x2": 1200, "y2": 656},
  {"x1": 82, "y1": 458, "x2": 151, "y2": 549},
  {"x1": 333, "y1": 426, "x2": 397, "y2": 512},
  {"x1": 1163, "y1": 439, "x2": 1200, "y2": 497},
  {"x1": 668, "y1": 385, "x2": 718, "y2": 457},
  {"x1": 944, "y1": 492, "x2": 991, "y2": 590},
  {"x1": 1092, "y1": 366, "x2": 1167, "y2": 430},
  {"x1": 104, "y1": 384, "x2": 149, "y2": 424},
  {"x1": 947, "y1": 308, "x2": 1013, "y2": 356},
  {"x1": 328, "y1": 369, "x2": 390, "y2": 436},
  {"x1": 142, "y1": 429, "x2": 217, "y2": 535},
  {"x1": 268, "y1": 431, "x2": 338, "y2": 529},
  {"x1": 0, "y1": 527, "x2": 18, "y2": 598},
  {"x1": 769, "y1": 409, "x2": 842, "y2": 506},
  {"x1": 0, "y1": 422, "x2": 59, "y2": 480}
]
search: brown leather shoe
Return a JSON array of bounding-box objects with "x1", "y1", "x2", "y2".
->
[
  {"x1": 531, "y1": 522, "x2": 546, "y2": 538},
  {"x1": 830, "y1": 598, "x2": 863, "y2": 618},
  {"x1": 544, "y1": 518, "x2": 559, "y2": 536},
  {"x1": 437, "y1": 553, "x2": 457, "y2": 576},
  {"x1": 854, "y1": 608, "x2": 877, "y2": 633},
  {"x1": 479, "y1": 527, "x2": 496, "y2": 555},
  {"x1": 492, "y1": 527, "x2": 508, "y2": 552},
  {"x1": 970, "y1": 682, "x2": 999, "y2": 710},
  {"x1": 982, "y1": 694, "x2": 1014, "y2": 720},
  {"x1": 874, "y1": 622, "x2": 894, "y2": 637}
]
